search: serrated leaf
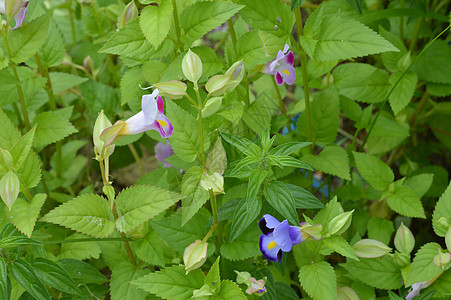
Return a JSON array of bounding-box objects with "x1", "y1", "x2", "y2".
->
[
  {"x1": 0, "y1": 109, "x2": 21, "y2": 149},
  {"x1": 299, "y1": 89, "x2": 338, "y2": 144},
  {"x1": 237, "y1": 31, "x2": 285, "y2": 69},
  {"x1": 37, "y1": 20, "x2": 65, "y2": 68},
  {"x1": 139, "y1": 0, "x2": 173, "y2": 48},
  {"x1": 264, "y1": 181, "x2": 298, "y2": 225},
  {"x1": 181, "y1": 1, "x2": 243, "y2": 45},
  {"x1": 220, "y1": 132, "x2": 260, "y2": 157},
  {"x1": 220, "y1": 226, "x2": 260, "y2": 261},
  {"x1": 41, "y1": 194, "x2": 115, "y2": 238},
  {"x1": 167, "y1": 100, "x2": 209, "y2": 162},
  {"x1": 206, "y1": 137, "x2": 227, "y2": 175},
  {"x1": 49, "y1": 72, "x2": 88, "y2": 94},
  {"x1": 59, "y1": 259, "x2": 108, "y2": 284},
  {"x1": 342, "y1": 256, "x2": 402, "y2": 289},
  {"x1": 10, "y1": 260, "x2": 51, "y2": 300},
  {"x1": 323, "y1": 235, "x2": 359, "y2": 260},
  {"x1": 10, "y1": 125, "x2": 36, "y2": 170},
  {"x1": 386, "y1": 185, "x2": 426, "y2": 218},
  {"x1": 206, "y1": 256, "x2": 220, "y2": 290},
  {"x1": 406, "y1": 243, "x2": 443, "y2": 286},
  {"x1": 6, "y1": 194, "x2": 46, "y2": 238},
  {"x1": 404, "y1": 173, "x2": 434, "y2": 199},
  {"x1": 414, "y1": 40, "x2": 451, "y2": 84},
  {"x1": 432, "y1": 181, "x2": 451, "y2": 237},
  {"x1": 389, "y1": 71, "x2": 417, "y2": 115},
  {"x1": 32, "y1": 257, "x2": 81, "y2": 296},
  {"x1": 303, "y1": 145, "x2": 351, "y2": 180},
  {"x1": 58, "y1": 233, "x2": 101, "y2": 260},
  {"x1": 285, "y1": 183, "x2": 325, "y2": 209},
  {"x1": 132, "y1": 265, "x2": 205, "y2": 300},
  {"x1": 7, "y1": 14, "x2": 50, "y2": 64},
  {"x1": 115, "y1": 185, "x2": 184, "y2": 233},
  {"x1": 428, "y1": 268, "x2": 451, "y2": 297},
  {"x1": 33, "y1": 110, "x2": 77, "y2": 150},
  {"x1": 133, "y1": 230, "x2": 165, "y2": 267},
  {"x1": 353, "y1": 152, "x2": 394, "y2": 190},
  {"x1": 181, "y1": 166, "x2": 209, "y2": 226},
  {"x1": 120, "y1": 68, "x2": 143, "y2": 106},
  {"x1": 334, "y1": 63, "x2": 390, "y2": 104},
  {"x1": 17, "y1": 151, "x2": 41, "y2": 189},
  {"x1": 313, "y1": 197, "x2": 343, "y2": 226},
  {"x1": 110, "y1": 262, "x2": 150, "y2": 300},
  {"x1": 367, "y1": 217, "x2": 394, "y2": 244},
  {"x1": 217, "y1": 280, "x2": 246, "y2": 299},
  {"x1": 427, "y1": 82, "x2": 451, "y2": 97},
  {"x1": 299, "y1": 261, "x2": 337, "y2": 300}
]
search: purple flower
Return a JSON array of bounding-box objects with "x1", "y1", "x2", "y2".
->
[
  {"x1": 0, "y1": 0, "x2": 29, "y2": 30},
  {"x1": 259, "y1": 214, "x2": 309, "y2": 263},
  {"x1": 264, "y1": 44, "x2": 295, "y2": 85},
  {"x1": 155, "y1": 141, "x2": 173, "y2": 167}
]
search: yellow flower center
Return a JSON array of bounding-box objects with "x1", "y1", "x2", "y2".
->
[
  {"x1": 267, "y1": 241, "x2": 277, "y2": 249},
  {"x1": 157, "y1": 120, "x2": 168, "y2": 127},
  {"x1": 282, "y1": 69, "x2": 290, "y2": 75}
]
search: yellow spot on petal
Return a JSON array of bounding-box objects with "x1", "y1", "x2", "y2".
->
[
  {"x1": 267, "y1": 241, "x2": 277, "y2": 249},
  {"x1": 282, "y1": 69, "x2": 290, "y2": 76},
  {"x1": 157, "y1": 120, "x2": 167, "y2": 127}
]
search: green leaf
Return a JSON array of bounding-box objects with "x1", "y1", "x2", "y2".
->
[
  {"x1": 427, "y1": 82, "x2": 451, "y2": 97},
  {"x1": 264, "y1": 181, "x2": 298, "y2": 225},
  {"x1": 10, "y1": 260, "x2": 50, "y2": 300},
  {"x1": 206, "y1": 256, "x2": 220, "y2": 290},
  {"x1": 10, "y1": 125, "x2": 36, "y2": 170},
  {"x1": 59, "y1": 259, "x2": 108, "y2": 284},
  {"x1": 217, "y1": 280, "x2": 246, "y2": 299},
  {"x1": 0, "y1": 109, "x2": 21, "y2": 149},
  {"x1": 389, "y1": 71, "x2": 417, "y2": 115},
  {"x1": 242, "y1": 95, "x2": 273, "y2": 135},
  {"x1": 220, "y1": 226, "x2": 260, "y2": 261},
  {"x1": 181, "y1": 166, "x2": 209, "y2": 226},
  {"x1": 49, "y1": 72, "x2": 88, "y2": 94},
  {"x1": 132, "y1": 265, "x2": 205, "y2": 300},
  {"x1": 298, "y1": 88, "x2": 340, "y2": 145},
  {"x1": 406, "y1": 243, "x2": 443, "y2": 286},
  {"x1": 180, "y1": 1, "x2": 243, "y2": 45},
  {"x1": 414, "y1": 40, "x2": 451, "y2": 84},
  {"x1": 291, "y1": 0, "x2": 303, "y2": 10},
  {"x1": 285, "y1": 183, "x2": 325, "y2": 209},
  {"x1": 323, "y1": 235, "x2": 359, "y2": 261},
  {"x1": 58, "y1": 233, "x2": 101, "y2": 260},
  {"x1": 342, "y1": 256, "x2": 402, "y2": 289},
  {"x1": 120, "y1": 68, "x2": 143, "y2": 106},
  {"x1": 237, "y1": 31, "x2": 285, "y2": 69},
  {"x1": 110, "y1": 262, "x2": 150, "y2": 300},
  {"x1": 33, "y1": 109, "x2": 78, "y2": 150},
  {"x1": 6, "y1": 194, "x2": 46, "y2": 238},
  {"x1": 303, "y1": 145, "x2": 351, "y2": 180},
  {"x1": 270, "y1": 142, "x2": 311, "y2": 156},
  {"x1": 220, "y1": 132, "x2": 261, "y2": 157},
  {"x1": 404, "y1": 173, "x2": 434, "y2": 199},
  {"x1": 0, "y1": 258, "x2": 9, "y2": 300},
  {"x1": 37, "y1": 20, "x2": 65, "y2": 68},
  {"x1": 299, "y1": 261, "x2": 337, "y2": 300},
  {"x1": 7, "y1": 14, "x2": 50, "y2": 64},
  {"x1": 115, "y1": 185, "x2": 184, "y2": 233},
  {"x1": 313, "y1": 197, "x2": 343, "y2": 226},
  {"x1": 0, "y1": 236, "x2": 41, "y2": 248},
  {"x1": 41, "y1": 194, "x2": 115, "y2": 238},
  {"x1": 167, "y1": 100, "x2": 210, "y2": 162},
  {"x1": 367, "y1": 217, "x2": 394, "y2": 244},
  {"x1": 32, "y1": 258, "x2": 81, "y2": 296},
  {"x1": 133, "y1": 230, "x2": 165, "y2": 267},
  {"x1": 301, "y1": 12, "x2": 398, "y2": 61},
  {"x1": 139, "y1": 0, "x2": 173, "y2": 48},
  {"x1": 428, "y1": 268, "x2": 451, "y2": 297},
  {"x1": 353, "y1": 152, "x2": 394, "y2": 190},
  {"x1": 385, "y1": 185, "x2": 426, "y2": 218},
  {"x1": 346, "y1": 0, "x2": 363, "y2": 14},
  {"x1": 17, "y1": 151, "x2": 41, "y2": 189},
  {"x1": 432, "y1": 180, "x2": 451, "y2": 237},
  {"x1": 334, "y1": 63, "x2": 390, "y2": 104}
]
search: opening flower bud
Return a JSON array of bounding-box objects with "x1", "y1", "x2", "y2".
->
[
  {"x1": 0, "y1": 171, "x2": 20, "y2": 210},
  {"x1": 235, "y1": 270, "x2": 252, "y2": 285},
  {"x1": 433, "y1": 247, "x2": 451, "y2": 269},
  {"x1": 93, "y1": 110, "x2": 115, "y2": 160},
  {"x1": 200, "y1": 172, "x2": 224, "y2": 194},
  {"x1": 183, "y1": 240, "x2": 208, "y2": 274},
  {"x1": 337, "y1": 286, "x2": 359, "y2": 300},
  {"x1": 0, "y1": 148, "x2": 13, "y2": 172},
  {"x1": 118, "y1": 0, "x2": 138, "y2": 29},
  {"x1": 394, "y1": 223, "x2": 415, "y2": 254},
  {"x1": 300, "y1": 223, "x2": 323, "y2": 240},
  {"x1": 328, "y1": 210, "x2": 354, "y2": 235},
  {"x1": 5, "y1": 0, "x2": 23, "y2": 21},
  {"x1": 205, "y1": 74, "x2": 231, "y2": 96},
  {"x1": 153, "y1": 80, "x2": 187, "y2": 99},
  {"x1": 182, "y1": 49, "x2": 203, "y2": 84},
  {"x1": 352, "y1": 239, "x2": 392, "y2": 258},
  {"x1": 201, "y1": 97, "x2": 222, "y2": 118},
  {"x1": 246, "y1": 277, "x2": 266, "y2": 295}
]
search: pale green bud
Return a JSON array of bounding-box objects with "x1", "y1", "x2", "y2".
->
[
  {"x1": 397, "y1": 51, "x2": 411, "y2": 71},
  {"x1": 201, "y1": 97, "x2": 222, "y2": 118},
  {"x1": 328, "y1": 210, "x2": 354, "y2": 235},
  {"x1": 223, "y1": 60, "x2": 244, "y2": 91},
  {"x1": 0, "y1": 148, "x2": 13, "y2": 173},
  {"x1": 153, "y1": 80, "x2": 187, "y2": 99},
  {"x1": 118, "y1": 0, "x2": 138, "y2": 29},
  {"x1": 0, "y1": 171, "x2": 20, "y2": 210},
  {"x1": 5, "y1": 0, "x2": 23, "y2": 21},
  {"x1": 445, "y1": 228, "x2": 451, "y2": 254},
  {"x1": 200, "y1": 172, "x2": 224, "y2": 194},
  {"x1": 235, "y1": 270, "x2": 252, "y2": 285},
  {"x1": 394, "y1": 223, "x2": 415, "y2": 254},
  {"x1": 205, "y1": 74, "x2": 231, "y2": 96},
  {"x1": 184, "y1": 240, "x2": 208, "y2": 274},
  {"x1": 93, "y1": 110, "x2": 115, "y2": 160},
  {"x1": 182, "y1": 49, "x2": 202, "y2": 84},
  {"x1": 352, "y1": 239, "x2": 391, "y2": 258},
  {"x1": 337, "y1": 286, "x2": 359, "y2": 300},
  {"x1": 433, "y1": 248, "x2": 451, "y2": 269},
  {"x1": 393, "y1": 251, "x2": 411, "y2": 267},
  {"x1": 192, "y1": 284, "x2": 214, "y2": 300},
  {"x1": 301, "y1": 223, "x2": 323, "y2": 240}
]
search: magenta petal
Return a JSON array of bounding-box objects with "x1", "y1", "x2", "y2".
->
[
  {"x1": 285, "y1": 51, "x2": 294, "y2": 66},
  {"x1": 275, "y1": 73, "x2": 284, "y2": 85},
  {"x1": 156, "y1": 95, "x2": 164, "y2": 114},
  {"x1": 150, "y1": 113, "x2": 173, "y2": 138}
]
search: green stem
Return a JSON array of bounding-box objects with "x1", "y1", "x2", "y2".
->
[
  {"x1": 128, "y1": 144, "x2": 145, "y2": 176},
  {"x1": 208, "y1": 189, "x2": 224, "y2": 244},
  {"x1": 99, "y1": 159, "x2": 109, "y2": 186},
  {"x1": 68, "y1": 0, "x2": 77, "y2": 44},
  {"x1": 272, "y1": 76, "x2": 287, "y2": 116},
  {"x1": 171, "y1": 0, "x2": 182, "y2": 51},
  {"x1": 43, "y1": 237, "x2": 132, "y2": 244},
  {"x1": 12, "y1": 103, "x2": 24, "y2": 128},
  {"x1": 409, "y1": 17, "x2": 423, "y2": 53},
  {"x1": 227, "y1": 18, "x2": 238, "y2": 57},
  {"x1": 90, "y1": 2, "x2": 104, "y2": 37},
  {"x1": 20, "y1": 185, "x2": 33, "y2": 202},
  {"x1": 399, "y1": 0, "x2": 405, "y2": 40},
  {"x1": 112, "y1": 203, "x2": 137, "y2": 265},
  {"x1": 194, "y1": 84, "x2": 206, "y2": 169},
  {"x1": 295, "y1": 7, "x2": 313, "y2": 151},
  {"x1": 202, "y1": 223, "x2": 218, "y2": 243},
  {"x1": 409, "y1": 91, "x2": 429, "y2": 127}
]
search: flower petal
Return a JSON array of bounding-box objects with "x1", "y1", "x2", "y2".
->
[
  {"x1": 260, "y1": 214, "x2": 281, "y2": 232},
  {"x1": 273, "y1": 220, "x2": 293, "y2": 252},
  {"x1": 155, "y1": 141, "x2": 174, "y2": 167},
  {"x1": 156, "y1": 95, "x2": 165, "y2": 114},
  {"x1": 259, "y1": 233, "x2": 281, "y2": 262},
  {"x1": 141, "y1": 94, "x2": 158, "y2": 124},
  {"x1": 282, "y1": 43, "x2": 290, "y2": 54},
  {"x1": 280, "y1": 65, "x2": 296, "y2": 85},
  {"x1": 124, "y1": 111, "x2": 150, "y2": 135},
  {"x1": 289, "y1": 226, "x2": 308, "y2": 245},
  {"x1": 285, "y1": 51, "x2": 294, "y2": 66},
  {"x1": 11, "y1": 3, "x2": 28, "y2": 30},
  {"x1": 275, "y1": 72, "x2": 284, "y2": 85},
  {"x1": 148, "y1": 113, "x2": 173, "y2": 138}
]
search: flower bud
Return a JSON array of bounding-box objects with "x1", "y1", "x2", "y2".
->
[
  {"x1": 352, "y1": 239, "x2": 392, "y2": 258},
  {"x1": 5, "y1": 0, "x2": 23, "y2": 20},
  {"x1": 192, "y1": 284, "x2": 214, "y2": 300},
  {"x1": 393, "y1": 251, "x2": 411, "y2": 267},
  {"x1": 300, "y1": 223, "x2": 323, "y2": 240},
  {"x1": 246, "y1": 277, "x2": 266, "y2": 296},
  {"x1": 433, "y1": 248, "x2": 451, "y2": 269},
  {"x1": 205, "y1": 74, "x2": 231, "y2": 96},
  {"x1": 223, "y1": 60, "x2": 244, "y2": 91},
  {"x1": 201, "y1": 97, "x2": 222, "y2": 118},
  {"x1": 328, "y1": 210, "x2": 354, "y2": 235},
  {"x1": 394, "y1": 223, "x2": 415, "y2": 254},
  {"x1": 183, "y1": 240, "x2": 208, "y2": 274},
  {"x1": 118, "y1": 0, "x2": 138, "y2": 29},
  {"x1": 100, "y1": 120, "x2": 126, "y2": 147},
  {"x1": 445, "y1": 228, "x2": 451, "y2": 254},
  {"x1": 182, "y1": 49, "x2": 202, "y2": 84},
  {"x1": 200, "y1": 172, "x2": 224, "y2": 194},
  {"x1": 0, "y1": 171, "x2": 20, "y2": 210},
  {"x1": 337, "y1": 286, "x2": 359, "y2": 300},
  {"x1": 0, "y1": 148, "x2": 13, "y2": 173},
  {"x1": 235, "y1": 270, "x2": 252, "y2": 285},
  {"x1": 93, "y1": 110, "x2": 115, "y2": 160},
  {"x1": 153, "y1": 80, "x2": 187, "y2": 99}
]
